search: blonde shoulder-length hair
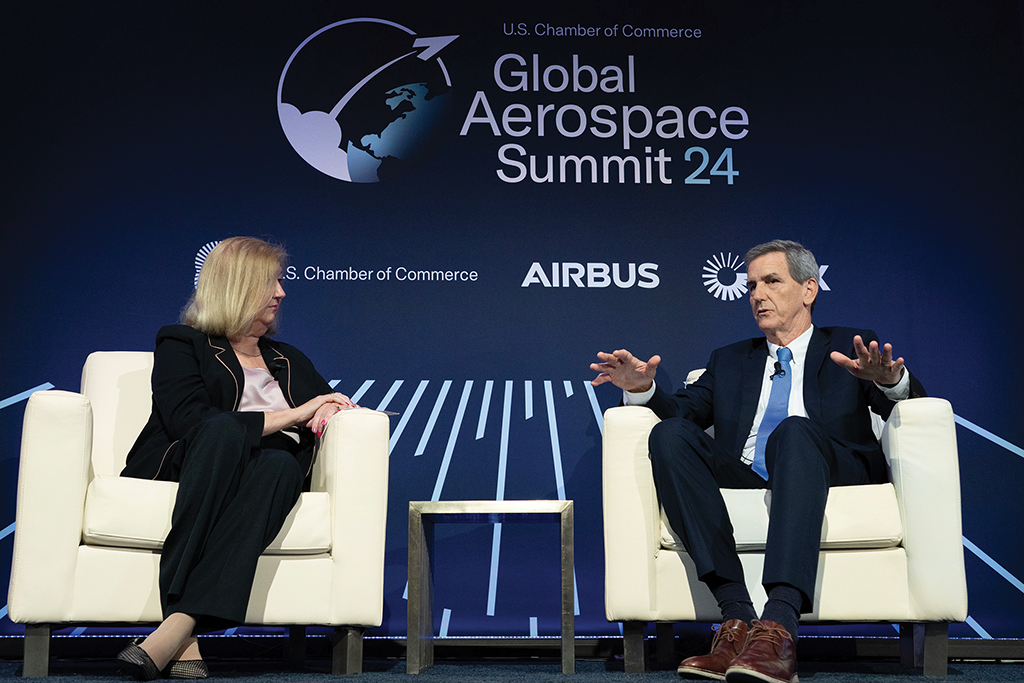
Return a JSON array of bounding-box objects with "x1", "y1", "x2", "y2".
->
[{"x1": 182, "y1": 237, "x2": 287, "y2": 340}]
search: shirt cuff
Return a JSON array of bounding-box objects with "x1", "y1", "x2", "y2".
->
[
  {"x1": 875, "y1": 368, "x2": 911, "y2": 401},
  {"x1": 623, "y1": 381, "x2": 657, "y2": 405}
]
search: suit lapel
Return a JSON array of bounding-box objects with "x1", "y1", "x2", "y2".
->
[
  {"x1": 262, "y1": 340, "x2": 294, "y2": 408},
  {"x1": 208, "y1": 335, "x2": 244, "y2": 410},
  {"x1": 735, "y1": 340, "x2": 768, "y2": 456},
  {"x1": 803, "y1": 327, "x2": 829, "y2": 424}
]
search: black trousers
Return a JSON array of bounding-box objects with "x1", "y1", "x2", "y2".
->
[
  {"x1": 648, "y1": 415, "x2": 874, "y2": 612},
  {"x1": 160, "y1": 414, "x2": 304, "y2": 626}
]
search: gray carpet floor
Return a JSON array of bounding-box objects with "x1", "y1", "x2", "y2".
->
[{"x1": 3, "y1": 659, "x2": 1024, "y2": 683}]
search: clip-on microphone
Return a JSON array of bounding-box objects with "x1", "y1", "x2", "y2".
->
[{"x1": 770, "y1": 361, "x2": 786, "y2": 380}]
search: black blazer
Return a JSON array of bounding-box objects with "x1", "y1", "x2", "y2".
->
[
  {"x1": 121, "y1": 324, "x2": 333, "y2": 481},
  {"x1": 645, "y1": 326, "x2": 926, "y2": 483}
]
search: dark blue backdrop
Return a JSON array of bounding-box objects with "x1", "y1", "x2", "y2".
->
[{"x1": 2, "y1": 0, "x2": 1022, "y2": 640}]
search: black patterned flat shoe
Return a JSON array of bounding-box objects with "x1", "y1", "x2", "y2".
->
[
  {"x1": 116, "y1": 641, "x2": 161, "y2": 681},
  {"x1": 168, "y1": 659, "x2": 209, "y2": 680}
]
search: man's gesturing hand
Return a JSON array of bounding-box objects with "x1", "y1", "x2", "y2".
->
[
  {"x1": 590, "y1": 349, "x2": 661, "y2": 392},
  {"x1": 829, "y1": 335, "x2": 905, "y2": 386}
]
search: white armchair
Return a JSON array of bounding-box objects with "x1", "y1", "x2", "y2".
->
[
  {"x1": 602, "y1": 389, "x2": 967, "y2": 676},
  {"x1": 8, "y1": 351, "x2": 390, "y2": 676}
]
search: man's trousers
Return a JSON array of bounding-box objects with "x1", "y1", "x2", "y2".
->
[{"x1": 648, "y1": 415, "x2": 877, "y2": 612}]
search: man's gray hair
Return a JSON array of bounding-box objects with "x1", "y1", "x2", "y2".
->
[{"x1": 744, "y1": 239, "x2": 819, "y2": 284}]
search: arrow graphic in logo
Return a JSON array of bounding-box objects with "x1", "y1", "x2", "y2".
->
[{"x1": 278, "y1": 19, "x2": 457, "y2": 182}]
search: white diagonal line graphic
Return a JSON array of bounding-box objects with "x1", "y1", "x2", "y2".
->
[
  {"x1": 391, "y1": 380, "x2": 428, "y2": 453},
  {"x1": 375, "y1": 380, "x2": 404, "y2": 412},
  {"x1": 543, "y1": 381, "x2": 566, "y2": 501},
  {"x1": 963, "y1": 536, "x2": 1024, "y2": 595},
  {"x1": 476, "y1": 380, "x2": 494, "y2": 440},
  {"x1": 584, "y1": 381, "x2": 603, "y2": 435},
  {"x1": 543, "y1": 380, "x2": 580, "y2": 616},
  {"x1": 0, "y1": 383, "x2": 55, "y2": 410},
  {"x1": 416, "y1": 380, "x2": 452, "y2": 456},
  {"x1": 954, "y1": 415, "x2": 1024, "y2": 458},
  {"x1": 486, "y1": 381, "x2": 514, "y2": 616},
  {"x1": 430, "y1": 381, "x2": 473, "y2": 500},
  {"x1": 965, "y1": 615, "x2": 992, "y2": 639},
  {"x1": 350, "y1": 380, "x2": 374, "y2": 404}
]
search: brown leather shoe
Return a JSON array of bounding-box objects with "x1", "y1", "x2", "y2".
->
[
  {"x1": 724, "y1": 620, "x2": 797, "y2": 683},
  {"x1": 677, "y1": 619, "x2": 750, "y2": 680}
]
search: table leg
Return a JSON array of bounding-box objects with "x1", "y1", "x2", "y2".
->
[
  {"x1": 407, "y1": 506, "x2": 434, "y2": 674},
  {"x1": 560, "y1": 503, "x2": 575, "y2": 674}
]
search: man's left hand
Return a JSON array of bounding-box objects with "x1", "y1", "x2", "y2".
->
[{"x1": 829, "y1": 335, "x2": 905, "y2": 385}]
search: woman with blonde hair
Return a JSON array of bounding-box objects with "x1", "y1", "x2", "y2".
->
[{"x1": 117, "y1": 237, "x2": 353, "y2": 679}]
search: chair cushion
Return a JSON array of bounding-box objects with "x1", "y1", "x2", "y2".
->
[
  {"x1": 660, "y1": 483, "x2": 903, "y2": 552},
  {"x1": 82, "y1": 476, "x2": 331, "y2": 555}
]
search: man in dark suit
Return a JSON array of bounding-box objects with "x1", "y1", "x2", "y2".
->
[{"x1": 591, "y1": 240, "x2": 923, "y2": 683}]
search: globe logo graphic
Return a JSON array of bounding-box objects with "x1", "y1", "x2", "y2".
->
[{"x1": 277, "y1": 18, "x2": 457, "y2": 183}]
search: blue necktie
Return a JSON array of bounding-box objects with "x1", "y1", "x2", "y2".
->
[{"x1": 752, "y1": 346, "x2": 793, "y2": 480}]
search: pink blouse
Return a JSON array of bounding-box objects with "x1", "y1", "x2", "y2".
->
[{"x1": 240, "y1": 366, "x2": 299, "y2": 443}]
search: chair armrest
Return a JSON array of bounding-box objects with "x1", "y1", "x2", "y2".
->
[
  {"x1": 881, "y1": 397, "x2": 968, "y2": 621},
  {"x1": 311, "y1": 407, "x2": 390, "y2": 627},
  {"x1": 602, "y1": 406, "x2": 662, "y2": 621},
  {"x1": 8, "y1": 391, "x2": 93, "y2": 623}
]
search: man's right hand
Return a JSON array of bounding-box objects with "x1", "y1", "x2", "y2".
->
[{"x1": 590, "y1": 349, "x2": 661, "y2": 392}]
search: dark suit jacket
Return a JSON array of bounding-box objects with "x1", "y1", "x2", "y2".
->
[
  {"x1": 121, "y1": 324, "x2": 333, "y2": 482},
  {"x1": 645, "y1": 326, "x2": 926, "y2": 483}
]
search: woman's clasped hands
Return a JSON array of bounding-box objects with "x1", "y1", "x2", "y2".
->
[{"x1": 298, "y1": 393, "x2": 356, "y2": 436}]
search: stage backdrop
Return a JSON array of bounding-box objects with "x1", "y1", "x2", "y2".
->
[{"x1": 2, "y1": 0, "x2": 1022, "y2": 640}]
